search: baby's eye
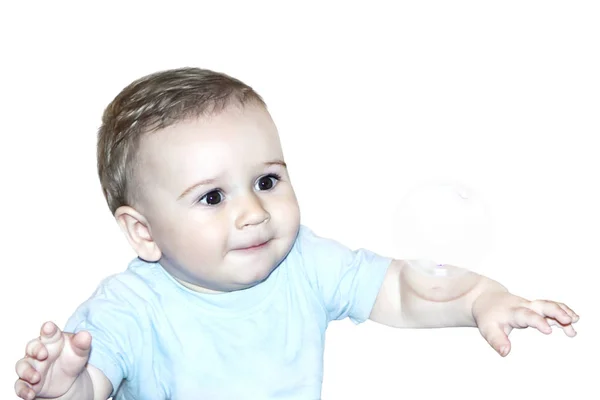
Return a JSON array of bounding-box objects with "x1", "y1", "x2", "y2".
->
[
  {"x1": 199, "y1": 190, "x2": 223, "y2": 206},
  {"x1": 255, "y1": 174, "x2": 280, "y2": 191}
]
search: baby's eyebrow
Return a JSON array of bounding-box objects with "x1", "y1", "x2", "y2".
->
[
  {"x1": 178, "y1": 178, "x2": 217, "y2": 200},
  {"x1": 265, "y1": 160, "x2": 287, "y2": 168}
]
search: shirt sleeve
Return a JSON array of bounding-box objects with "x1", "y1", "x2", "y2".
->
[
  {"x1": 63, "y1": 275, "x2": 145, "y2": 397},
  {"x1": 294, "y1": 225, "x2": 393, "y2": 324}
]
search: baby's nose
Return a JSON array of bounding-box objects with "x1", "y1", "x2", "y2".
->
[{"x1": 234, "y1": 194, "x2": 270, "y2": 229}]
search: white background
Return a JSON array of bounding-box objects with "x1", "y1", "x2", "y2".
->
[{"x1": 1, "y1": 1, "x2": 598, "y2": 399}]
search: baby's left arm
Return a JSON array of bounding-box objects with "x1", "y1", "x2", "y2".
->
[{"x1": 369, "y1": 260, "x2": 579, "y2": 356}]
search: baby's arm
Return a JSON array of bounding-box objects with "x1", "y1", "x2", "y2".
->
[
  {"x1": 369, "y1": 261, "x2": 484, "y2": 328},
  {"x1": 15, "y1": 321, "x2": 112, "y2": 400},
  {"x1": 370, "y1": 260, "x2": 578, "y2": 355}
]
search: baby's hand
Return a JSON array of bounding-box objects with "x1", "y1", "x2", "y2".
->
[
  {"x1": 15, "y1": 321, "x2": 91, "y2": 400},
  {"x1": 472, "y1": 291, "x2": 579, "y2": 357}
]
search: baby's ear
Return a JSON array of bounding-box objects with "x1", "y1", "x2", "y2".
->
[{"x1": 114, "y1": 206, "x2": 161, "y2": 262}]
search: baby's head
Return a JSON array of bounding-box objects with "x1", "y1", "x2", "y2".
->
[{"x1": 97, "y1": 68, "x2": 301, "y2": 293}]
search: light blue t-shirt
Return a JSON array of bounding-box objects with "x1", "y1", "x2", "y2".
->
[{"x1": 64, "y1": 225, "x2": 392, "y2": 399}]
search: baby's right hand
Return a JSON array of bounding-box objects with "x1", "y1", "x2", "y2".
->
[{"x1": 15, "y1": 321, "x2": 91, "y2": 400}]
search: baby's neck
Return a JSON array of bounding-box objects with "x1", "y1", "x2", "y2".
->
[{"x1": 174, "y1": 277, "x2": 227, "y2": 294}]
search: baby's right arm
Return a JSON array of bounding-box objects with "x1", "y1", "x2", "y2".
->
[{"x1": 14, "y1": 321, "x2": 113, "y2": 400}]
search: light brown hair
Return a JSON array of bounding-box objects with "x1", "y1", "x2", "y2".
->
[{"x1": 97, "y1": 67, "x2": 266, "y2": 214}]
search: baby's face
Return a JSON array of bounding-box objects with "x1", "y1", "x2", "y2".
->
[{"x1": 134, "y1": 104, "x2": 301, "y2": 292}]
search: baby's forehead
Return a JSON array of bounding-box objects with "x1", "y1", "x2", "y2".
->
[
  {"x1": 143, "y1": 104, "x2": 279, "y2": 144},
  {"x1": 134, "y1": 107, "x2": 284, "y2": 177}
]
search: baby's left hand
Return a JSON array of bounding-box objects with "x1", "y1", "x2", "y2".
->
[{"x1": 472, "y1": 291, "x2": 579, "y2": 357}]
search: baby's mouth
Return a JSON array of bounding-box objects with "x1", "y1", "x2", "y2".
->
[{"x1": 233, "y1": 239, "x2": 271, "y2": 252}]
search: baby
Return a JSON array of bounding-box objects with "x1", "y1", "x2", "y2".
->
[{"x1": 14, "y1": 67, "x2": 579, "y2": 400}]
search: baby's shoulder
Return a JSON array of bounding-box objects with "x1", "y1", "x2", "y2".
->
[
  {"x1": 89, "y1": 258, "x2": 163, "y2": 304},
  {"x1": 290, "y1": 225, "x2": 350, "y2": 263}
]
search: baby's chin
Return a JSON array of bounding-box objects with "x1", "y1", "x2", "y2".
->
[{"x1": 226, "y1": 255, "x2": 283, "y2": 288}]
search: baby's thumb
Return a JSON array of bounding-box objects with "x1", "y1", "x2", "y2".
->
[
  {"x1": 479, "y1": 323, "x2": 511, "y2": 357},
  {"x1": 69, "y1": 331, "x2": 92, "y2": 359}
]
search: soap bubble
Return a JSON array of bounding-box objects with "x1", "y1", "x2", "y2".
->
[{"x1": 392, "y1": 180, "x2": 494, "y2": 277}]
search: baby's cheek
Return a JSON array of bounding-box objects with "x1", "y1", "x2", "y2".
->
[
  {"x1": 178, "y1": 225, "x2": 227, "y2": 259},
  {"x1": 275, "y1": 197, "x2": 300, "y2": 227}
]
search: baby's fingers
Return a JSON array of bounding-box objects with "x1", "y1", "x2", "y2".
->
[
  {"x1": 15, "y1": 358, "x2": 40, "y2": 386},
  {"x1": 546, "y1": 317, "x2": 578, "y2": 337},
  {"x1": 512, "y1": 307, "x2": 552, "y2": 334},
  {"x1": 39, "y1": 321, "x2": 62, "y2": 344},
  {"x1": 25, "y1": 338, "x2": 47, "y2": 361},
  {"x1": 14, "y1": 378, "x2": 35, "y2": 400},
  {"x1": 530, "y1": 300, "x2": 572, "y2": 325},
  {"x1": 530, "y1": 300, "x2": 578, "y2": 337},
  {"x1": 557, "y1": 302, "x2": 579, "y2": 323}
]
